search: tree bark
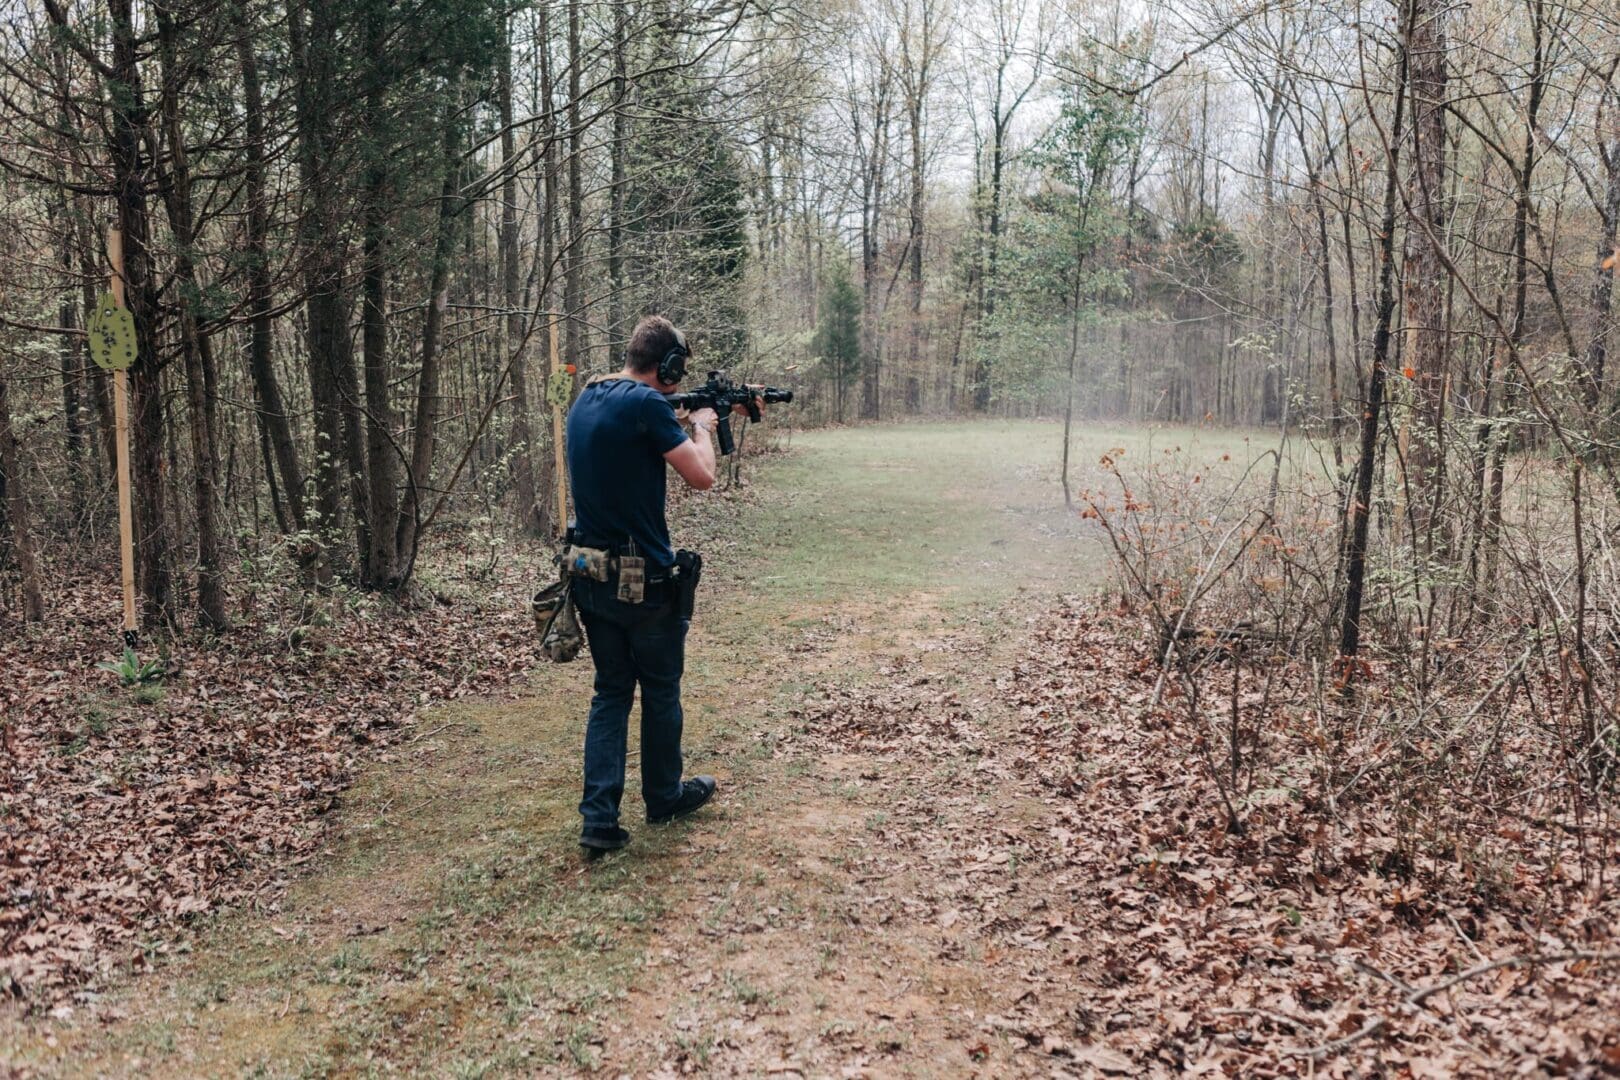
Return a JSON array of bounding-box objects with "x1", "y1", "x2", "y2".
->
[
  {"x1": 361, "y1": 17, "x2": 400, "y2": 589},
  {"x1": 563, "y1": 0, "x2": 588, "y2": 369},
  {"x1": 0, "y1": 359, "x2": 45, "y2": 621},
  {"x1": 48, "y1": 37, "x2": 85, "y2": 510},
  {"x1": 857, "y1": 63, "x2": 891, "y2": 421},
  {"x1": 396, "y1": 92, "x2": 463, "y2": 576},
  {"x1": 608, "y1": 0, "x2": 628, "y2": 362},
  {"x1": 536, "y1": 2, "x2": 559, "y2": 521},
  {"x1": 81, "y1": 0, "x2": 175, "y2": 628},
  {"x1": 902, "y1": 0, "x2": 935, "y2": 418},
  {"x1": 1313, "y1": 170, "x2": 1344, "y2": 473},
  {"x1": 155, "y1": 1, "x2": 227, "y2": 630},
  {"x1": 1340, "y1": 0, "x2": 1411, "y2": 670},
  {"x1": 54, "y1": 191, "x2": 84, "y2": 509},
  {"x1": 502, "y1": 23, "x2": 543, "y2": 536},
  {"x1": 1580, "y1": 130, "x2": 1620, "y2": 405},
  {"x1": 289, "y1": 0, "x2": 368, "y2": 576},
  {"x1": 1485, "y1": 0, "x2": 1546, "y2": 574},
  {"x1": 236, "y1": 12, "x2": 312, "y2": 545},
  {"x1": 1398, "y1": 0, "x2": 1449, "y2": 547}
]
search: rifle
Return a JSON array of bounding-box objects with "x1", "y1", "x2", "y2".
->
[{"x1": 667, "y1": 370, "x2": 794, "y2": 455}]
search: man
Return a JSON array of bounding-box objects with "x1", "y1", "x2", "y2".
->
[{"x1": 564, "y1": 314, "x2": 757, "y2": 855}]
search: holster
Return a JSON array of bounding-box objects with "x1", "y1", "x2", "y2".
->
[{"x1": 673, "y1": 549, "x2": 702, "y2": 619}]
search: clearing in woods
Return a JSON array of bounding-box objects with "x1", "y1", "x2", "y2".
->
[{"x1": 5, "y1": 419, "x2": 1259, "y2": 1076}]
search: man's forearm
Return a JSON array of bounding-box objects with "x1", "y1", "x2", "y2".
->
[{"x1": 689, "y1": 425, "x2": 717, "y2": 482}]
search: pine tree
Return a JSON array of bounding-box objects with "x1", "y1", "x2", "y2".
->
[
  {"x1": 814, "y1": 261, "x2": 862, "y2": 422},
  {"x1": 623, "y1": 62, "x2": 750, "y2": 367}
]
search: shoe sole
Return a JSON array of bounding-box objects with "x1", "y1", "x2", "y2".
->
[
  {"x1": 579, "y1": 831, "x2": 630, "y2": 853},
  {"x1": 647, "y1": 784, "x2": 715, "y2": 825}
]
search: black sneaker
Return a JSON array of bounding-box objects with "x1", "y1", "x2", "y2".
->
[
  {"x1": 647, "y1": 776, "x2": 717, "y2": 825},
  {"x1": 579, "y1": 824, "x2": 630, "y2": 859}
]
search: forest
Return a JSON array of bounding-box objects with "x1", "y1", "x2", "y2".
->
[{"x1": 3, "y1": 0, "x2": 1620, "y2": 1074}]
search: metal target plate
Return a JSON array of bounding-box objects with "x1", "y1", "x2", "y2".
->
[
  {"x1": 88, "y1": 293, "x2": 137, "y2": 371},
  {"x1": 546, "y1": 369, "x2": 573, "y2": 411}
]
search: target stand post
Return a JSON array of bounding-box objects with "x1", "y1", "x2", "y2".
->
[{"x1": 92, "y1": 227, "x2": 139, "y2": 648}]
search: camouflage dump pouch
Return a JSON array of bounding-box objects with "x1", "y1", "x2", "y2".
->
[
  {"x1": 563, "y1": 545, "x2": 613, "y2": 582},
  {"x1": 532, "y1": 578, "x2": 567, "y2": 634},
  {"x1": 532, "y1": 577, "x2": 585, "y2": 663},
  {"x1": 616, "y1": 555, "x2": 645, "y2": 604}
]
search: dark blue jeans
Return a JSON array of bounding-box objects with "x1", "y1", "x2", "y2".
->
[{"x1": 573, "y1": 578, "x2": 689, "y2": 829}]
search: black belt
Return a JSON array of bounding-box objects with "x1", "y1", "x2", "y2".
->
[{"x1": 573, "y1": 569, "x2": 674, "y2": 591}]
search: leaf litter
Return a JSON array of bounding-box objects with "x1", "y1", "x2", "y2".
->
[
  {"x1": 0, "y1": 570, "x2": 546, "y2": 1005},
  {"x1": 776, "y1": 596, "x2": 1619, "y2": 1076}
]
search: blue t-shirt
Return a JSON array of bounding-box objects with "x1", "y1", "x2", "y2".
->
[{"x1": 565, "y1": 378, "x2": 690, "y2": 568}]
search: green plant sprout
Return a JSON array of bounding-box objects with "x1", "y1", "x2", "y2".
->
[{"x1": 98, "y1": 647, "x2": 164, "y2": 687}]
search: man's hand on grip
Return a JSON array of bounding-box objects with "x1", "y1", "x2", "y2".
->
[{"x1": 685, "y1": 406, "x2": 719, "y2": 434}]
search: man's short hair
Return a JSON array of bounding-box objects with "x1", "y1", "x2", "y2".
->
[{"x1": 627, "y1": 315, "x2": 683, "y2": 374}]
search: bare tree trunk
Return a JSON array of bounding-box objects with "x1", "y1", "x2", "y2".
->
[
  {"x1": 902, "y1": 0, "x2": 935, "y2": 418},
  {"x1": 289, "y1": 0, "x2": 368, "y2": 578},
  {"x1": 76, "y1": 213, "x2": 115, "y2": 486},
  {"x1": 361, "y1": 19, "x2": 399, "y2": 589},
  {"x1": 563, "y1": 0, "x2": 588, "y2": 369},
  {"x1": 535, "y1": 2, "x2": 559, "y2": 523},
  {"x1": 53, "y1": 192, "x2": 84, "y2": 509},
  {"x1": 972, "y1": 111, "x2": 1007, "y2": 412},
  {"x1": 0, "y1": 360, "x2": 44, "y2": 621},
  {"x1": 1310, "y1": 165, "x2": 1345, "y2": 473},
  {"x1": 64, "y1": 0, "x2": 176, "y2": 628},
  {"x1": 608, "y1": 0, "x2": 628, "y2": 362},
  {"x1": 49, "y1": 37, "x2": 84, "y2": 511},
  {"x1": 1255, "y1": 79, "x2": 1285, "y2": 426},
  {"x1": 1485, "y1": 0, "x2": 1547, "y2": 575},
  {"x1": 1580, "y1": 128, "x2": 1620, "y2": 404},
  {"x1": 1340, "y1": 3, "x2": 1411, "y2": 670},
  {"x1": 236, "y1": 9, "x2": 313, "y2": 552},
  {"x1": 1061, "y1": 247, "x2": 1086, "y2": 509},
  {"x1": 1398, "y1": 0, "x2": 1449, "y2": 547},
  {"x1": 856, "y1": 60, "x2": 892, "y2": 421},
  {"x1": 502, "y1": 25, "x2": 543, "y2": 536},
  {"x1": 156, "y1": 2, "x2": 227, "y2": 630},
  {"x1": 396, "y1": 92, "x2": 463, "y2": 577}
]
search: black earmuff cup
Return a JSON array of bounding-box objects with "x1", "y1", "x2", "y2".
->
[{"x1": 658, "y1": 328, "x2": 690, "y2": 385}]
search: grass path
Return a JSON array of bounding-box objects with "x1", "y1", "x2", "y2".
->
[{"x1": 5, "y1": 420, "x2": 1256, "y2": 1077}]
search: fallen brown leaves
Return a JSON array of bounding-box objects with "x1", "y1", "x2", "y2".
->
[
  {"x1": 0, "y1": 566, "x2": 546, "y2": 1005},
  {"x1": 783, "y1": 598, "x2": 1620, "y2": 1076},
  {"x1": 789, "y1": 665, "x2": 982, "y2": 756},
  {"x1": 991, "y1": 598, "x2": 1620, "y2": 1076}
]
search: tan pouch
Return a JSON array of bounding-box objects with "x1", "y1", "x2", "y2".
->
[
  {"x1": 617, "y1": 556, "x2": 646, "y2": 604},
  {"x1": 563, "y1": 545, "x2": 613, "y2": 582}
]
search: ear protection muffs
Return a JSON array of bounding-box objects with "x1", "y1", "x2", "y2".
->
[{"x1": 657, "y1": 328, "x2": 690, "y2": 385}]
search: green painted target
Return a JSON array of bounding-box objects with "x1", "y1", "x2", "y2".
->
[
  {"x1": 88, "y1": 293, "x2": 137, "y2": 372},
  {"x1": 546, "y1": 369, "x2": 573, "y2": 411}
]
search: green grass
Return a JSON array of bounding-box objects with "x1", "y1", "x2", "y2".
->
[{"x1": 1, "y1": 418, "x2": 1267, "y2": 1078}]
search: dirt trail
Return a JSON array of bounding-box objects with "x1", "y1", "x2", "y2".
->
[{"x1": 2, "y1": 421, "x2": 1251, "y2": 1077}]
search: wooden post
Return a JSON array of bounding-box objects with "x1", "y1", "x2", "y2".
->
[
  {"x1": 549, "y1": 313, "x2": 569, "y2": 534},
  {"x1": 108, "y1": 227, "x2": 137, "y2": 643}
]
